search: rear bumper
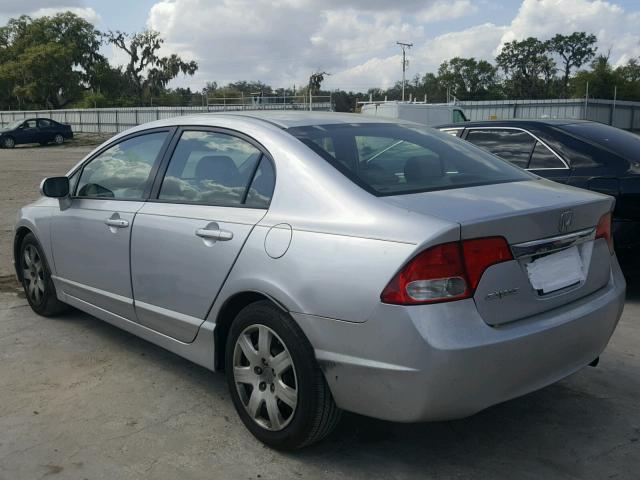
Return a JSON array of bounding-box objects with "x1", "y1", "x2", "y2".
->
[{"x1": 293, "y1": 257, "x2": 626, "y2": 422}]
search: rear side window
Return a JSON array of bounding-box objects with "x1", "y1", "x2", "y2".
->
[
  {"x1": 38, "y1": 119, "x2": 53, "y2": 128},
  {"x1": 453, "y1": 110, "x2": 467, "y2": 123},
  {"x1": 288, "y1": 123, "x2": 531, "y2": 196},
  {"x1": 158, "y1": 130, "x2": 267, "y2": 206},
  {"x1": 76, "y1": 131, "x2": 168, "y2": 199},
  {"x1": 465, "y1": 129, "x2": 535, "y2": 168},
  {"x1": 528, "y1": 142, "x2": 565, "y2": 169}
]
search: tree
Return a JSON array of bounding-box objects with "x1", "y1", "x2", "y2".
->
[
  {"x1": 105, "y1": 30, "x2": 197, "y2": 103},
  {"x1": 496, "y1": 37, "x2": 556, "y2": 98},
  {"x1": 549, "y1": 32, "x2": 597, "y2": 96},
  {"x1": 437, "y1": 57, "x2": 500, "y2": 100},
  {"x1": 309, "y1": 71, "x2": 329, "y2": 95},
  {"x1": 0, "y1": 13, "x2": 104, "y2": 108}
]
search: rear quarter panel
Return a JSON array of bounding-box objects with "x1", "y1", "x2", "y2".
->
[{"x1": 210, "y1": 224, "x2": 420, "y2": 323}]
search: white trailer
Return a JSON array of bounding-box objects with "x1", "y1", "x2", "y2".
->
[{"x1": 360, "y1": 102, "x2": 468, "y2": 127}]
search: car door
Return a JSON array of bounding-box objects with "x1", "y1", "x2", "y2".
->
[
  {"x1": 50, "y1": 129, "x2": 173, "y2": 319},
  {"x1": 129, "y1": 128, "x2": 276, "y2": 342},
  {"x1": 37, "y1": 119, "x2": 55, "y2": 143},
  {"x1": 13, "y1": 120, "x2": 39, "y2": 145}
]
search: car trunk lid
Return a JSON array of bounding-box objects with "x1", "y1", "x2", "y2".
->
[{"x1": 382, "y1": 179, "x2": 615, "y2": 325}]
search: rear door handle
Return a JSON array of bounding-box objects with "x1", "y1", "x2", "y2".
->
[{"x1": 195, "y1": 222, "x2": 233, "y2": 242}]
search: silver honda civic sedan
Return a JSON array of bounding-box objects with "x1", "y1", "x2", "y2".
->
[{"x1": 14, "y1": 112, "x2": 626, "y2": 449}]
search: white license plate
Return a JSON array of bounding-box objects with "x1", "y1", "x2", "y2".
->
[{"x1": 525, "y1": 246, "x2": 585, "y2": 294}]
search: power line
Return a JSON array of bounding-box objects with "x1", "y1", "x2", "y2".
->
[{"x1": 396, "y1": 41, "x2": 413, "y2": 101}]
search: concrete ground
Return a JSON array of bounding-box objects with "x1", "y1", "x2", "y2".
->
[{"x1": 0, "y1": 144, "x2": 639, "y2": 479}]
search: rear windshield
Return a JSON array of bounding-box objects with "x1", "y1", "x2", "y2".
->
[
  {"x1": 558, "y1": 122, "x2": 640, "y2": 163},
  {"x1": 287, "y1": 123, "x2": 532, "y2": 196}
]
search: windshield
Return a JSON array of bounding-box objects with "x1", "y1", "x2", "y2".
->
[
  {"x1": 557, "y1": 122, "x2": 640, "y2": 163},
  {"x1": 287, "y1": 123, "x2": 532, "y2": 196},
  {"x1": 4, "y1": 120, "x2": 24, "y2": 129}
]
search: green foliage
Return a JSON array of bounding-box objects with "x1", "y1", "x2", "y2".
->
[
  {"x1": 549, "y1": 32, "x2": 597, "y2": 95},
  {"x1": 0, "y1": 13, "x2": 104, "y2": 108},
  {"x1": 437, "y1": 57, "x2": 500, "y2": 100}
]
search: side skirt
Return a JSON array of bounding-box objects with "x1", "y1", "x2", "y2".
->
[{"x1": 60, "y1": 291, "x2": 216, "y2": 371}]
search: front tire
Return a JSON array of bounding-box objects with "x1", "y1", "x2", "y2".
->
[
  {"x1": 19, "y1": 233, "x2": 67, "y2": 316},
  {"x1": 3, "y1": 136, "x2": 15, "y2": 148},
  {"x1": 225, "y1": 301, "x2": 340, "y2": 449}
]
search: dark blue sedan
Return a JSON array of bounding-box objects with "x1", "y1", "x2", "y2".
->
[{"x1": 0, "y1": 118, "x2": 73, "y2": 148}]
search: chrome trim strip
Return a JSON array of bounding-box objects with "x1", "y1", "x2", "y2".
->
[
  {"x1": 511, "y1": 227, "x2": 596, "y2": 258},
  {"x1": 52, "y1": 275, "x2": 133, "y2": 305},
  {"x1": 464, "y1": 126, "x2": 570, "y2": 170}
]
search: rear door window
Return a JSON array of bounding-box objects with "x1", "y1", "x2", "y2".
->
[
  {"x1": 465, "y1": 129, "x2": 536, "y2": 168},
  {"x1": 158, "y1": 130, "x2": 269, "y2": 207}
]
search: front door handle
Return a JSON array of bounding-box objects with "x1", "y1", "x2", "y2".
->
[
  {"x1": 195, "y1": 222, "x2": 233, "y2": 242},
  {"x1": 105, "y1": 213, "x2": 129, "y2": 230},
  {"x1": 105, "y1": 218, "x2": 129, "y2": 228}
]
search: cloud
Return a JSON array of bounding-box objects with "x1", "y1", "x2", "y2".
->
[
  {"x1": 144, "y1": 0, "x2": 640, "y2": 92},
  {"x1": 146, "y1": 0, "x2": 479, "y2": 90},
  {"x1": 0, "y1": 0, "x2": 82, "y2": 14},
  {"x1": 32, "y1": 6, "x2": 100, "y2": 23}
]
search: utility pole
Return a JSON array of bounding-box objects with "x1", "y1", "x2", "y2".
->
[{"x1": 397, "y1": 41, "x2": 413, "y2": 102}]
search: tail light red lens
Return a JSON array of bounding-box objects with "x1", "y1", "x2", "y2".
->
[
  {"x1": 596, "y1": 212, "x2": 614, "y2": 254},
  {"x1": 381, "y1": 237, "x2": 513, "y2": 305}
]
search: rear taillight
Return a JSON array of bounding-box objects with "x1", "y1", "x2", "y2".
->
[
  {"x1": 596, "y1": 212, "x2": 614, "y2": 254},
  {"x1": 381, "y1": 237, "x2": 513, "y2": 305}
]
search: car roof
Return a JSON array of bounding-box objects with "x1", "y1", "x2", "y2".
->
[
  {"x1": 436, "y1": 119, "x2": 593, "y2": 129},
  {"x1": 167, "y1": 111, "x2": 397, "y2": 129}
]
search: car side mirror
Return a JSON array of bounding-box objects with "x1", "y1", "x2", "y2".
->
[{"x1": 40, "y1": 176, "x2": 70, "y2": 198}]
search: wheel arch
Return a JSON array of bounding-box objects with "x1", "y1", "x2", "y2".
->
[{"x1": 213, "y1": 290, "x2": 289, "y2": 371}]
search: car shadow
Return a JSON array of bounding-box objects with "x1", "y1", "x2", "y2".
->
[{"x1": 42, "y1": 306, "x2": 636, "y2": 479}]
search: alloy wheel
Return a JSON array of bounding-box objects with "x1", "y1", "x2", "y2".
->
[
  {"x1": 22, "y1": 244, "x2": 45, "y2": 304},
  {"x1": 4, "y1": 137, "x2": 14, "y2": 148},
  {"x1": 232, "y1": 324, "x2": 298, "y2": 431},
  {"x1": 54, "y1": 134, "x2": 64, "y2": 145}
]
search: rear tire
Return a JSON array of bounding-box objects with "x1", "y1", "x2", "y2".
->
[
  {"x1": 225, "y1": 300, "x2": 340, "y2": 449},
  {"x1": 19, "y1": 233, "x2": 68, "y2": 316},
  {"x1": 53, "y1": 134, "x2": 64, "y2": 145}
]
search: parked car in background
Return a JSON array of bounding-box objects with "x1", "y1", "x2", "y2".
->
[
  {"x1": 15, "y1": 112, "x2": 625, "y2": 449},
  {"x1": 0, "y1": 118, "x2": 73, "y2": 148},
  {"x1": 361, "y1": 101, "x2": 468, "y2": 126},
  {"x1": 437, "y1": 120, "x2": 640, "y2": 273}
]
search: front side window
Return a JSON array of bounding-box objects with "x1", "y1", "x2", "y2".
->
[
  {"x1": 76, "y1": 131, "x2": 168, "y2": 199},
  {"x1": 158, "y1": 130, "x2": 264, "y2": 206},
  {"x1": 288, "y1": 123, "x2": 532, "y2": 196},
  {"x1": 23, "y1": 120, "x2": 37, "y2": 129},
  {"x1": 465, "y1": 129, "x2": 536, "y2": 168}
]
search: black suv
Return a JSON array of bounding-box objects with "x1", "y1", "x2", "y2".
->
[{"x1": 437, "y1": 120, "x2": 640, "y2": 273}]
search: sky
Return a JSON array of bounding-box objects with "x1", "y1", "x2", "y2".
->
[{"x1": 1, "y1": 0, "x2": 639, "y2": 92}]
